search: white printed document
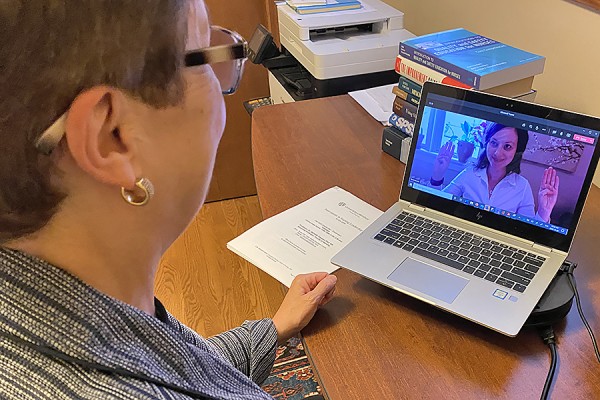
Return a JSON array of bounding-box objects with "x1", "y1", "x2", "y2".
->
[
  {"x1": 348, "y1": 83, "x2": 396, "y2": 126},
  {"x1": 227, "y1": 187, "x2": 383, "y2": 287}
]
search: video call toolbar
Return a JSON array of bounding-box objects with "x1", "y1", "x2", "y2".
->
[
  {"x1": 425, "y1": 94, "x2": 600, "y2": 144},
  {"x1": 518, "y1": 121, "x2": 597, "y2": 145}
]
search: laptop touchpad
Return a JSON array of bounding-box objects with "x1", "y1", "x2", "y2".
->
[{"x1": 388, "y1": 258, "x2": 468, "y2": 304}]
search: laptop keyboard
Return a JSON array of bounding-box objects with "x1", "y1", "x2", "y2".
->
[{"x1": 374, "y1": 211, "x2": 546, "y2": 293}]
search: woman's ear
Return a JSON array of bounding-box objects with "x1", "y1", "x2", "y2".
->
[{"x1": 64, "y1": 86, "x2": 139, "y2": 189}]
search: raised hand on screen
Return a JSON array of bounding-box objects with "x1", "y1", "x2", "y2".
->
[
  {"x1": 537, "y1": 167, "x2": 559, "y2": 222},
  {"x1": 431, "y1": 141, "x2": 455, "y2": 183}
]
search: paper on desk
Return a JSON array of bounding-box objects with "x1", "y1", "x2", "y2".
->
[
  {"x1": 227, "y1": 186, "x2": 383, "y2": 287},
  {"x1": 348, "y1": 83, "x2": 396, "y2": 125}
]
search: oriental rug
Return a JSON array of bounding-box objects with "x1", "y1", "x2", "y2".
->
[{"x1": 261, "y1": 335, "x2": 326, "y2": 400}]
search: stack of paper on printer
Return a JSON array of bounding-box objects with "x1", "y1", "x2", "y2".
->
[{"x1": 227, "y1": 187, "x2": 382, "y2": 287}]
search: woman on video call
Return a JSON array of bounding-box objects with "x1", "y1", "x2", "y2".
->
[{"x1": 431, "y1": 122, "x2": 560, "y2": 222}]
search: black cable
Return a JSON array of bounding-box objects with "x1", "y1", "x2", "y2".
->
[
  {"x1": 537, "y1": 261, "x2": 600, "y2": 400},
  {"x1": 538, "y1": 326, "x2": 557, "y2": 400},
  {"x1": 564, "y1": 264, "x2": 600, "y2": 363},
  {"x1": 543, "y1": 342, "x2": 557, "y2": 400}
]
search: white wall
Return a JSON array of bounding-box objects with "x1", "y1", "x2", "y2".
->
[{"x1": 384, "y1": 0, "x2": 600, "y2": 186}]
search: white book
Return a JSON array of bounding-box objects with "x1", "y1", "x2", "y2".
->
[
  {"x1": 286, "y1": 0, "x2": 327, "y2": 6},
  {"x1": 227, "y1": 187, "x2": 382, "y2": 287}
]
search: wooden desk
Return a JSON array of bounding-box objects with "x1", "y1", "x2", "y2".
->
[{"x1": 251, "y1": 95, "x2": 600, "y2": 399}]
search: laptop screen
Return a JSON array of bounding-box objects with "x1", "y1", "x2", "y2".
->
[{"x1": 401, "y1": 82, "x2": 600, "y2": 252}]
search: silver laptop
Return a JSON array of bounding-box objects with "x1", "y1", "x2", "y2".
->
[{"x1": 332, "y1": 81, "x2": 600, "y2": 336}]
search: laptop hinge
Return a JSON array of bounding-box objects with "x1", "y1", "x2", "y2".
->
[
  {"x1": 532, "y1": 243, "x2": 552, "y2": 253},
  {"x1": 407, "y1": 203, "x2": 426, "y2": 212},
  {"x1": 399, "y1": 199, "x2": 411, "y2": 207},
  {"x1": 533, "y1": 243, "x2": 565, "y2": 255}
]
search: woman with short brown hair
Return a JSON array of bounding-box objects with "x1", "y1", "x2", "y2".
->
[{"x1": 0, "y1": 1, "x2": 336, "y2": 398}]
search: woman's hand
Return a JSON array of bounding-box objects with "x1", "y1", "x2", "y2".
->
[
  {"x1": 537, "y1": 167, "x2": 559, "y2": 222},
  {"x1": 432, "y1": 141, "x2": 455, "y2": 182},
  {"x1": 272, "y1": 272, "x2": 337, "y2": 344}
]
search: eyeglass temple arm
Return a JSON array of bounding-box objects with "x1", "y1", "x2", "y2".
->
[{"x1": 35, "y1": 113, "x2": 67, "y2": 155}]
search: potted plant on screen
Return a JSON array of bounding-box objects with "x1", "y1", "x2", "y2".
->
[{"x1": 444, "y1": 120, "x2": 487, "y2": 163}]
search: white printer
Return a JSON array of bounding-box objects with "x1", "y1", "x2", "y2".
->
[{"x1": 269, "y1": 0, "x2": 414, "y2": 103}]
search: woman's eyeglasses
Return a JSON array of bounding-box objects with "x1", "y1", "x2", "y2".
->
[
  {"x1": 186, "y1": 25, "x2": 248, "y2": 95},
  {"x1": 35, "y1": 25, "x2": 248, "y2": 155}
]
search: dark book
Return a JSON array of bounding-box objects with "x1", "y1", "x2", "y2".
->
[
  {"x1": 392, "y1": 85, "x2": 420, "y2": 107},
  {"x1": 392, "y1": 96, "x2": 418, "y2": 123},
  {"x1": 381, "y1": 125, "x2": 409, "y2": 161},
  {"x1": 398, "y1": 75, "x2": 422, "y2": 98}
]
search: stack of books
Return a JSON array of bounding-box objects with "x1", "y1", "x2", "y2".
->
[
  {"x1": 286, "y1": 0, "x2": 362, "y2": 15},
  {"x1": 387, "y1": 28, "x2": 545, "y2": 137}
]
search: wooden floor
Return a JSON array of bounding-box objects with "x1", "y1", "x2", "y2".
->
[{"x1": 155, "y1": 195, "x2": 286, "y2": 337}]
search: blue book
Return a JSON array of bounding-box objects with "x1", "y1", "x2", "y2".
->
[
  {"x1": 399, "y1": 28, "x2": 545, "y2": 89},
  {"x1": 388, "y1": 113, "x2": 415, "y2": 136},
  {"x1": 288, "y1": 0, "x2": 362, "y2": 15}
]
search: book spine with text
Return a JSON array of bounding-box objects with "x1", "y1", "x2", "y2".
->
[
  {"x1": 392, "y1": 96, "x2": 418, "y2": 123},
  {"x1": 399, "y1": 42, "x2": 481, "y2": 88},
  {"x1": 398, "y1": 75, "x2": 422, "y2": 98},
  {"x1": 388, "y1": 113, "x2": 415, "y2": 136},
  {"x1": 392, "y1": 86, "x2": 420, "y2": 107},
  {"x1": 394, "y1": 56, "x2": 472, "y2": 90}
]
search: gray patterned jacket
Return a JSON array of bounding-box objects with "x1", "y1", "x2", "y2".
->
[{"x1": 0, "y1": 247, "x2": 277, "y2": 399}]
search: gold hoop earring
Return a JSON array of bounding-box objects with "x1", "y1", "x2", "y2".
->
[{"x1": 121, "y1": 178, "x2": 154, "y2": 206}]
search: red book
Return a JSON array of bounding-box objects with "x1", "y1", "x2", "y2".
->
[
  {"x1": 395, "y1": 55, "x2": 534, "y2": 97},
  {"x1": 395, "y1": 55, "x2": 472, "y2": 89}
]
